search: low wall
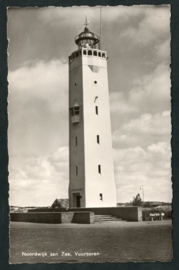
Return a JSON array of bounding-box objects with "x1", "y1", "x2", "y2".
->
[
  {"x1": 72, "y1": 212, "x2": 95, "y2": 224},
  {"x1": 10, "y1": 212, "x2": 94, "y2": 224},
  {"x1": 68, "y1": 207, "x2": 142, "y2": 221},
  {"x1": 28, "y1": 207, "x2": 142, "y2": 221}
]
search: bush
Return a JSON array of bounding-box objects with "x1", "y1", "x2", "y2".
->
[{"x1": 132, "y1": 193, "x2": 142, "y2": 206}]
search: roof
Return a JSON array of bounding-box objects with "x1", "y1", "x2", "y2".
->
[
  {"x1": 75, "y1": 27, "x2": 100, "y2": 45},
  {"x1": 51, "y1": 199, "x2": 69, "y2": 209},
  {"x1": 150, "y1": 202, "x2": 163, "y2": 207}
]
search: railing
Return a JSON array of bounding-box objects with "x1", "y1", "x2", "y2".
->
[{"x1": 69, "y1": 49, "x2": 107, "y2": 63}]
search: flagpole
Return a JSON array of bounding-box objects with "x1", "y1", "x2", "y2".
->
[{"x1": 100, "y1": 6, "x2": 102, "y2": 50}]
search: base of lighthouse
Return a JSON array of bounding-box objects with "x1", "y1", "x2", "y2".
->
[{"x1": 69, "y1": 177, "x2": 117, "y2": 208}]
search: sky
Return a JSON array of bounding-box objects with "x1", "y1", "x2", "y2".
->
[{"x1": 8, "y1": 6, "x2": 172, "y2": 206}]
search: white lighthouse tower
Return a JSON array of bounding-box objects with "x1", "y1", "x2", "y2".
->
[{"x1": 68, "y1": 21, "x2": 116, "y2": 208}]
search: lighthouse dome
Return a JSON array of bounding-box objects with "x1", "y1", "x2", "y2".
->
[{"x1": 75, "y1": 27, "x2": 100, "y2": 49}]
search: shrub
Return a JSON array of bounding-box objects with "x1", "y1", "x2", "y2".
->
[{"x1": 132, "y1": 193, "x2": 142, "y2": 206}]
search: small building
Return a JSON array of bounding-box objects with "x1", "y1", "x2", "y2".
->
[
  {"x1": 150, "y1": 202, "x2": 163, "y2": 208},
  {"x1": 51, "y1": 199, "x2": 69, "y2": 209}
]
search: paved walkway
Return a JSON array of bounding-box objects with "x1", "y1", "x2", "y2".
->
[{"x1": 10, "y1": 220, "x2": 173, "y2": 263}]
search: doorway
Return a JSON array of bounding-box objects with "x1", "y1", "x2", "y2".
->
[
  {"x1": 76, "y1": 195, "x2": 81, "y2": 207},
  {"x1": 73, "y1": 193, "x2": 81, "y2": 207}
]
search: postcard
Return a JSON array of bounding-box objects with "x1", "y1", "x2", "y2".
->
[{"x1": 8, "y1": 6, "x2": 172, "y2": 263}]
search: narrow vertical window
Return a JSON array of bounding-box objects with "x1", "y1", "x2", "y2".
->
[
  {"x1": 97, "y1": 135, "x2": 100, "y2": 144},
  {"x1": 76, "y1": 136, "x2": 78, "y2": 146},
  {"x1": 100, "y1": 193, "x2": 103, "y2": 201},
  {"x1": 95, "y1": 106, "x2": 98, "y2": 115},
  {"x1": 76, "y1": 166, "x2": 78, "y2": 175},
  {"x1": 98, "y1": 165, "x2": 101, "y2": 174}
]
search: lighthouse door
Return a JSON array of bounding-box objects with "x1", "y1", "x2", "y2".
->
[
  {"x1": 76, "y1": 195, "x2": 81, "y2": 207},
  {"x1": 73, "y1": 193, "x2": 81, "y2": 207}
]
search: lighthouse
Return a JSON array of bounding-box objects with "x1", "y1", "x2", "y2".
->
[{"x1": 68, "y1": 21, "x2": 116, "y2": 208}]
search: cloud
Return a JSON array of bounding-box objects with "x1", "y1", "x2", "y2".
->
[
  {"x1": 110, "y1": 63, "x2": 171, "y2": 123},
  {"x1": 113, "y1": 141, "x2": 172, "y2": 203},
  {"x1": 110, "y1": 92, "x2": 137, "y2": 114},
  {"x1": 38, "y1": 6, "x2": 141, "y2": 28},
  {"x1": 121, "y1": 6, "x2": 170, "y2": 46},
  {"x1": 9, "y1": 146, "x2": 69, "y2": 206},
  {"x1": 147, "y1": 141, "x2": 170, "y2": 156},
  {"x1": 112, "y1": 111, "x2": 171, "y2": 149},
  {"x1": 8, "y1": 60, "x2": 70, "y2": 206},
  {"x1": 131, "y1": 63, "x2": 171, "y2": 102},
  {"x1": 8, "y1": 60, "x2": 69, "y2": 156},
  {"x1": 8, "y1": 60, "x2": 68, "y2": 113},
  {"x1": 122, "y1": 112, "x2": 170, "y2": 136},
  {"x1": 155, "y1": 39, "x2": 171, "y2": 61}
]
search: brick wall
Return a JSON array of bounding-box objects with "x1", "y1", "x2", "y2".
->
[
  {"x1": 10, "y1": 212, "x2": 94, "y2": 224},
  {"x1": 72, "y1": 212, "x2": 95, "y2": 224},
  {"x1": 61, "y1": 212, "x2": 73, "y2": 223},
  {"x1": 28, "y1": 207, "x2": 142, "y2": 221},
  {"x1": 10, "y1": 213, "x2": 62, "y2": 223}
]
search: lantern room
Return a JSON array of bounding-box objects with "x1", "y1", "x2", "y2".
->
[{"x1": 75, "y1": 26, "x2": 100, "y2": 49}]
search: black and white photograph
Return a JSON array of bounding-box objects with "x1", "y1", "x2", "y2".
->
[{"x1": 8, "y1": 6, "x2": 172, "y2": 263}]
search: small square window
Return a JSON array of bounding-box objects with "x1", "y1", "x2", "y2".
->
[{"x1": 70, "y1": 106, "x2": 80, "y2": 116}]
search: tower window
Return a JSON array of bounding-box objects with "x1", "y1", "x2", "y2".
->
[
  {"x1": 70, "y1": 103, "x2": 80, "y2": 124},
  {"x1": 76, "y1": 137, "x2": 78, "y2": 146},
  {"x1": 93, "y1": 51, "x2": 97, "y2": 56},
  {"x1": 100, "y1": 193, "x2": 103, "y2": 201},
  {"x1": 98, "y1": 165, "x2": 101, "y2": 174},
  {"x1": 94, "y1": 81, "x2": 97, "y2": 84},
  {"x1": 102, "y1": 53, "x2": 105, "y2": 58},
  {"x1": 95, "y1": 106, "x2": 98, "y2": 115},
  {"x1": 76, "y1": 166, "x2": 78, "y2": 175},
  {"x1": 97, "y1": 135, "x2": 100, "y2": 144},
  {"x1": 98, "y1": 52, "x2": 101, "y2": 57},
  {"x1": 88, "y1": 50, "x2": 92, "y2": 56},
  {"x1": 70, "y1": 106, "x2": 80, "y2": 116},
  {"x1": 83, "y1": 50, "x2": 86, "y2": 55}
]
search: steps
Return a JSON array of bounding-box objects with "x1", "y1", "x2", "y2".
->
[{"x1": 94, "y1": 214, "x2": 124, "y2": 223}]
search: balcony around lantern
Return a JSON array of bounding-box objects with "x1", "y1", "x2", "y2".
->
[
  {"x1": 69, "y1": 48, "x2": 107, "y2": 64},
  {"x1": 69, "y1": 50, "x2": 82, "y2": 63},
  {"x1": 82, "y1": 48, "x2": 107, "y2": 59}
]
